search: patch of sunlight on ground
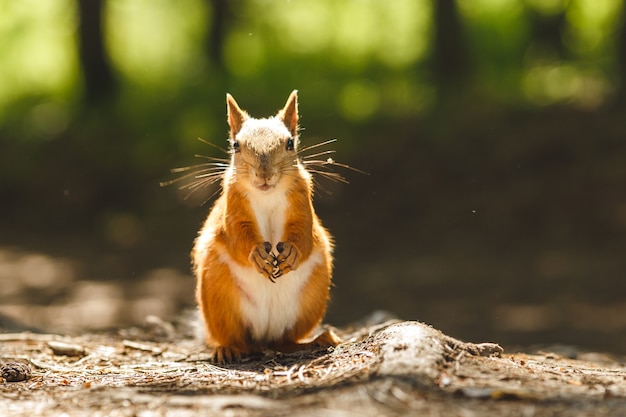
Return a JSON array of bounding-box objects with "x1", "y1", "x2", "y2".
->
[{"x1": 0, "y1": 247, "x2": 194, "y2": 332}]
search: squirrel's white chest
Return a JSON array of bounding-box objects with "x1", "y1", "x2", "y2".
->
[{"x1": 247, "y1": 188, "x2": 288, "y2": 244}]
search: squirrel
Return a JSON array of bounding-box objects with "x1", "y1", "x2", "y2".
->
[{"x1": 192, "y1": 90, "x2": 341, "y2": 363}]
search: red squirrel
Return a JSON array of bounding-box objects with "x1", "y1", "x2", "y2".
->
[{"x1": 192, "y1": 91, "x2": 340, "y2": 363}]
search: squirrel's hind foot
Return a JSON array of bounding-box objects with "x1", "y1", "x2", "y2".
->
[
  {"x1": 212, "y1": 346, "x2": 246, "y2": 364},
  {"x1": 273, "y1": 329, "x2": 342, "y2": 354},
  {"x1": 310, "y1": 328, "x2": 342, "y2": 348}
]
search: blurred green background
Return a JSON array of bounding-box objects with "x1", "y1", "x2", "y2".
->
[{"x1": 1, "y1": 0, "x2": 626, "y2": 353}]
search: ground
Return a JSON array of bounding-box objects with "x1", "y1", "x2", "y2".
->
[{"x1": 2, "y1": 319, "x2": 625, "y2": 417}]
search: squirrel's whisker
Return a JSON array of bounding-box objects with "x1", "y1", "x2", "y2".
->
[
  {"x1": 305, "y1": 168, "x2": 349, "y2": 184},
  {"x1": 296, "y1": 138, "x2": 337, "y2": 155},
  {"x1": 170, "y1": 165, "x2": 226, "y2": 174},
  {"x1": 301, "y1": 150, "x2": 336, "y2": 160},
  {"x1": 196, "y1": 137, "x2": 229, "y2": 155},
  {"x1": 193, "y1": 154, "x2": 230, "y2": 163}
]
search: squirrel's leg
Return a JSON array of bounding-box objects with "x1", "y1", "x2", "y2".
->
[{"x1": 196, "y1": 248, "x2": 255, "y2": 364}]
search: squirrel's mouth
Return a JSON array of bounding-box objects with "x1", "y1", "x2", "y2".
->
[
  {"x1": 254, "y1": 182, "x2": 275, "y2": 191},
  {"x1": 251, "y1": 172, "x2": 279, "y2": 191}
]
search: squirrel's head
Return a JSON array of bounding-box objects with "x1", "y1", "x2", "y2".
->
[{"x1": 226, "y1": 91, "x2": 301, "y2": 192}]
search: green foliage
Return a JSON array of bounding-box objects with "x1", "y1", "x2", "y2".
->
[
  {"x1": 0, "y1": 1, "x2": 77, "y2": 107},
  {"x1": 0, "y1": 0, "x2": 624, "y2": 233},
  {"x1": 1, "y1": 0, "x2": 622, "y2": 136},
  {"x1": 106, "y1": 0, "x2": 209, "y2": 89},
  {"x1": 0, "y1": 0, "x2": 78, "y2": 141}
]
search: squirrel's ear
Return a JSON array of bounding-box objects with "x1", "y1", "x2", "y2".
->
[
  {"x1": 279, "y1": 90, "x2": 299, "y2": 136},
  {"x1": 226, "y1": 93, "x2": 248, "y2": 137}
]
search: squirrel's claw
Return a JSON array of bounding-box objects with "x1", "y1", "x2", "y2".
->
[
  {"x1": 250, "y1": 242, "x2": 275, "y2": 280},
  {"x1": 274, "y1": 241, "x2": 301, "y2": 276},
  {"x1": 212, "y1": 345, "x2": 243, "y2": 364}
]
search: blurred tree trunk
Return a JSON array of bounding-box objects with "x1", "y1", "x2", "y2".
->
[
  {"x1": 527, "y1": 7, "x2": 568, "y2": 58},
  {"x1": 615, "y1": 0, "x2": 626, "y2": 106},
  {"x1": 77, "y1": 0, "x2": 116, "y2": 104},
  {"x1": 207, "y1": 0, "x2": 236, "y2": 72},
  {"x1": 432, "y1": 0, "x2": 470, "y2": 99}
]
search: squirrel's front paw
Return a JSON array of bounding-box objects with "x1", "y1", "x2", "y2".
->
[
  {"x1": 274, "y1": 241, "x2": 302, "y2": 277},
  {"x1": 249, "y1": 242, "x2": 275, "y2": 281}
]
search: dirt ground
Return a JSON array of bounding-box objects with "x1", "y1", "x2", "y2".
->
[{"x1": 2, "y1": 319, "x2": 625, "y2": 417}]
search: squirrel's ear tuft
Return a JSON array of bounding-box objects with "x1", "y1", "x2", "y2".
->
[
  {"x1": 279, "y1": 90, "x2": 299, "y2": 136},
  {"x1": 226, "y1": 93, "x2": 248, "y2": 137}
]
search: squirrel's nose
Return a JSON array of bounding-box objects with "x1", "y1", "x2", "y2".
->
[
  {"x1": 254, "y1": 167, "x2": 273, "y2": 181},
  {"x1": 256, "y1": 154, "x2": 274, "y2": 180}
]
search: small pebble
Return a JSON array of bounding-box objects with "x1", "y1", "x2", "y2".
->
[{"x1": 47, "y1": 340, "x2": 86, "y2": 357}]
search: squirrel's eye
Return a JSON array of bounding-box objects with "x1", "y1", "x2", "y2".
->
[
  {"x1": 286, "y1": 138, "x2": 295, "y2": 151},
  {"x1": 232, "y1": 140, "x2": 240, "y2": 153}
]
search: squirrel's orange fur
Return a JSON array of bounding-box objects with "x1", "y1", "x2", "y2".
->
[{"x1": 192, "y1": 91, "x2": 339, "y2": 363}]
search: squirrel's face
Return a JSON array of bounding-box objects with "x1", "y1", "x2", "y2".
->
[
  {"x1": 231, "y1": 118, "x2": 299, "y2": 192},
  {"x1": 226, "y1": 91, "x2": 301, "y2": 192}
]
